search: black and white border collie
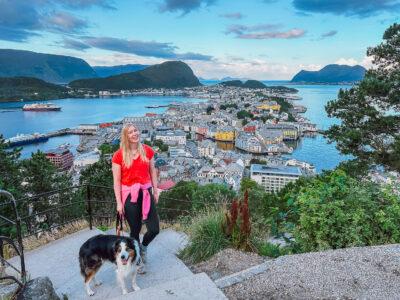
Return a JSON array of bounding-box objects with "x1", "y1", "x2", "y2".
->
[{"x1": 79, "y1": 235, "x2": 141, "y2": 296}]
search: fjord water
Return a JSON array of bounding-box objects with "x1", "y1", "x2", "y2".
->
[
  {"x1": 0, "y1": 96, "x2": 204, "y2": 158},
  {"x1": 0, "y1": 84, "x2": 351, "y2": 171}
]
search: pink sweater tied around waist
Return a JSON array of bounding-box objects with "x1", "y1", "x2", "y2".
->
[{"x1": 120, "y1": 182, "x2": 152, "y2": 220}]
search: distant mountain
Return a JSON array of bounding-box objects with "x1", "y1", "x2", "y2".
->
[
  {"x1": 0, "y1": 49, "x2": 97, "y2": 84},
  {"x1": 242, "y1": 80, "x2": 267, "y2": 89},
  {"x1": 93, "y1": 64, "x2": 150, "y2": 77},
  {"x1": 70, "y1": 61, "x2": 201, "y2": 90},
  {"x1": 220, "y1": 80, "x2": 244, "y2": 87},
  {"x1": 0, "y1": 77, "x2": 68, "y2": 101},
  {"x1": 221, "y1": 76, "x2": 251, "y2": 81},
  {"x1": 291, "y1": 64, "x2": 366, "y2": 83},
  {"x1": 220, "y1": 79, "x2": 267, "y2": 89}
]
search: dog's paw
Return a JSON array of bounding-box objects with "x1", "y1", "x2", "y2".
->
[
  {"x1": 122, "y1": 289, "x2": 128, "y2": 295},
  {"x1": 87, "y1": 289, "x2": 95, "y2": 296}
]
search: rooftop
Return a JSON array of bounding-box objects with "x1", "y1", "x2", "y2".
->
[{"x1": 250, "y1": 164, "x2": 302, "y2": 176}]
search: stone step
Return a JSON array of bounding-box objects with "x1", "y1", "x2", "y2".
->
[
  {"x1": 110, "y1": 273, "x2": 227, "y2": 300},
  {"x1": 7, "y1": 228, "x2": 193, "y2": 300}
]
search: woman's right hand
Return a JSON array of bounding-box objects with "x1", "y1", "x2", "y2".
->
[{"x1": 117, "y1": 203, "x2": 124, "y2": 215}]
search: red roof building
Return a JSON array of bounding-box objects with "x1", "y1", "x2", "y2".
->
[{"x1": 46, "y1": 148, "x2": 74, "y2": 170}]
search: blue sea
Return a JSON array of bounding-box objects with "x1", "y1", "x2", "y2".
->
[{"x1": 0, "y1": 83, "x2": 351, "y2": 171}]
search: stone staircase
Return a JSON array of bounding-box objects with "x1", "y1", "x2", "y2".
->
[{"x1": 7, "y1": 228, "x2": 227, "y2": 299}]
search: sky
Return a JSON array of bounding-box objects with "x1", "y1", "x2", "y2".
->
[{"x1": 0, "y1": 0, "x2": 399, "y2": 79}]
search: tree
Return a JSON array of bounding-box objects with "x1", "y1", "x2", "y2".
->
[
  {"x1": 0, "y1": 136, "x2": 23, "y2": 237},
  {"x1": 0, "y1": 135, "x2": 22, "y2": 197},
  {"x1": 206, "y1": 105, "x2": 214, "y2": 115},
  {"x1": 21, "y1": 151, "x2": 73, "y2": 233},
  {"x1": 325, "y1": 23, "x2": 400, "y2": 172}
]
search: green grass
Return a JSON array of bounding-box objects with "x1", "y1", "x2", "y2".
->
[
  {"x1": 179, "y1": 209, "x2": 229, "y2": 263},
  {"x1": 96, "y1": 225, "x2": 109, "y2": 232}
]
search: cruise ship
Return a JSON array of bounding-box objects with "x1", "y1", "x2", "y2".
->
[
  {"x1": 6, "y1": 133, "x2": 49, "y2": 147},
  {"x1": 22, "y1": 103, "x2": 61, "y2": 111}
]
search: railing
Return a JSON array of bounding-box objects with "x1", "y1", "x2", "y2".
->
[
  {"x1": 0, "y1": 184, "x2": 231, "y2": 290},
  {"x1": 0, "y1": 190, "x2": 26, "y2": 287}
]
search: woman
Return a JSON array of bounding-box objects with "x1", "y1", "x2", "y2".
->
[{"x1": 112, "y1": 123, "x2": 159, "y2": 270}]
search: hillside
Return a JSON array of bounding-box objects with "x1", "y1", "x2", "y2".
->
[
  {"x1": 93, "y1": 64, "x2": 150, "y2": 77},
  {"x1": 220, "y1": 80, "x2": 298, "y2": 93},
  {"x1": 0, "y1": 49, "x2": 97, "y2": 84},
  {"x1": 70, "y1": 61, "x2": 201, "y2": 90},
  {"x1": 0, "y1": 77, "x2": 69, "y2": 101},
  {"x1": 291, "y1": 64, "x2": 366, "y2": 83},
  {"x1": 220, "y1": 80, "x2": 267, "y2": 89}
]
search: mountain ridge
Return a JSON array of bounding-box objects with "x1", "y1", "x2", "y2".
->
[
  {"x1": 291, "y1": 64, "x2": 366, "y2": 83},
  {"x1": 0, "y1": 49, "x2": 97, "y2": 84},
  {"x1": 70, "y1": 61, "x2": 201, "y2": 90}
]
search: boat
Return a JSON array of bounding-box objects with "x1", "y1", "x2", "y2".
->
[
  {"x1": 6, "y1": 133, "x2": 49, "y2": 147},
  {"x1": 144, "y1": 105, "x2": 169, "y2": 108},
  {"x1": 22, "y1": 103, "x2": 61, "y2": 111}
]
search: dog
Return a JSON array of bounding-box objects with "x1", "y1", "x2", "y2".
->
[{"x1": 79, "y1": 234, "x2": 141, "y2": 296}]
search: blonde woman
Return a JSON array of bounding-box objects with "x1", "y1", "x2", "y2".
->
[{"x1": 112, "y1": 123, "x2": 159, "y2": 269}]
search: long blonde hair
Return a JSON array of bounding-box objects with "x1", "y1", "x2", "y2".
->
[{"x1": 120, "y1": 123, "x2": 148, "y2": 167}]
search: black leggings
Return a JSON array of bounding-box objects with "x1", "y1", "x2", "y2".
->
[{"x1": 124, "y1": 189, "x2": 160, "y2": 247}]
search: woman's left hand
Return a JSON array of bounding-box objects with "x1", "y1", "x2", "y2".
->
[{"x1": 153, "y1": 188, "x2": 159, "y2": 204}]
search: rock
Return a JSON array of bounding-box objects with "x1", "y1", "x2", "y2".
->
[
  {"x1": 0, "y1": 282, "x2": 20, "y2": 299},
  {"x1": 17, "y1": 277, "x2": 60, "y2": 300}
]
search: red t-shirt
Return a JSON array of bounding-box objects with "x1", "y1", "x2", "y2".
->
[{"x1": 112, "y1": 144, "x2": 155, "y2": 185}]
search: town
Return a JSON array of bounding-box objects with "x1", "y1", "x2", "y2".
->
[{"x1": 44, "y1": 84, "x2": 320, "y2": 193}]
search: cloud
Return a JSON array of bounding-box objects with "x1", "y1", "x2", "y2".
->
[
  {"x1": 44, "y1": 11, "x2": 88, "y2": 33},
  {"x1": 57, "y1": 0, "x2": 116, "y2": 10},
  {"x1": 321, "y1": 30, "x2": 337, "y2": 38},
  {"x1": 293, "y1": 0, "x2": 400, "y2": 17},
  {"x1": 62, "y1": 37, "x2": 91, "y2": 50},
  {"x1": 189, "y1": 58, "x2": 319, "y2": 80},
  {"x1": 219, "y1": 12, "x2": 244, "y2": 19},
  {"x1": 158, "y1": 0, "x2": 216, "y2": 14},
  {"x1": 239, "y1": 28, "x2": 306, "y2": 39},
  {"x1": 0, "y1": 0, "x2": 109, "y2": 42},
  {"x1": 0, "y1": 0, "x2": 42, "y2": 41},
  {"x1": 335, "y1": 56, "x2": 373, "y2": 69},
  {"x1": 225, "y1": 23, "x2": 281, "y2": 35},
  {"x1": 78, "y1": 36, "x2": 212, "y2": 60},
  {"x1": 335, "y1": 58, "x2": 358, "y2": 66},
  {"x1": 225, "y1": 23, "x2": 306, "y2": 39}
]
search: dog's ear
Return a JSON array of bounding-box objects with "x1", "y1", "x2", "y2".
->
[
  {"x1": 126, "y1": 238, "x2": 138, "y2": 260},
  {"x1": 114, "y1": 239, "x2": 122, "y2": 255}
]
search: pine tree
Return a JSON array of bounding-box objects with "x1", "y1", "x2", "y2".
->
[{"x1": 325, "y1": 23, "x2": 400, "y2": 172}]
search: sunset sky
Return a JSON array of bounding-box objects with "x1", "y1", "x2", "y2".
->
[{"x1": 0, "y1": 0, "x2": 399, "y2": 79}]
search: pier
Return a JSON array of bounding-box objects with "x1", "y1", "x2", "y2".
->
[{"x1": 6, "y1": 128, "x2": 94, "y2": 148}]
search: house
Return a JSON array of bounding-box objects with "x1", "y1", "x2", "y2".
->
[
  {"x1": 215, "y1": 126, "x2": 236, "y2": 142},
  {"x1": 155, "y1": 130, "x2": 186, "y2": 146},
  {"x1": 198, "y1": 139, "x2": 216, "y2": 158}
]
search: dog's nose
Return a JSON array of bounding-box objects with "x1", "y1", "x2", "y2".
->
[{"x1": 121, "y1": 255, "x2": 126, "y2": 260}]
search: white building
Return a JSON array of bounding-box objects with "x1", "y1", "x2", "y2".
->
[
  {"x1": 155, "y1": 130, "x2": 186, "y2": 146},
  {"x1": 198, "y1": 140, "x2": 216, "y2": 158},
  {"x1": 250, "y1": 164, "x2": 302, "y2": 193}
]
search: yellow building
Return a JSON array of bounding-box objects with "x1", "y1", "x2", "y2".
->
[
  {"x1": 257, "y1": 101, "x2": 281, "y2": 113},
  {"x1": 215, "y1": 127, "x2": 236, "y2": 142}
]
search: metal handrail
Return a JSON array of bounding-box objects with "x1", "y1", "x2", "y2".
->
[
  {"x1": 0, "y1": 183, "x2": 207, "y2": 289},
  {"x1": 0, "y1": 190, "x2": 26, "y2": 285}
]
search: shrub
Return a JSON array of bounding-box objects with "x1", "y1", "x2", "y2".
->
[
  {"x1": 256, "y1": 242, "x2": 290, "y2": 258},
  {"x1": 290, "y1": 170, "x2": 400, "y2": 252},
  {"x1": 223, "y1": 190, "x2": 252, "y2": 251},
  {"x1": 179, "y1": 208, "x2": 229, "y2": 263}
]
